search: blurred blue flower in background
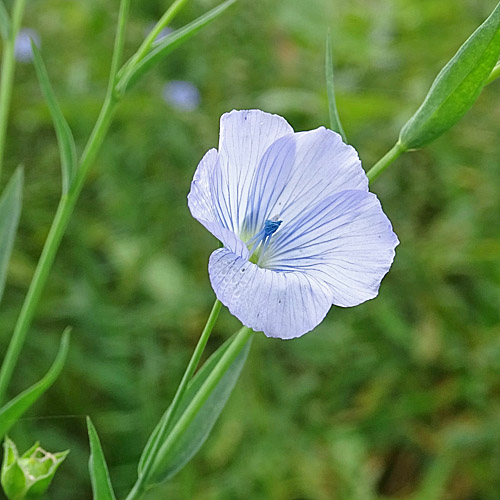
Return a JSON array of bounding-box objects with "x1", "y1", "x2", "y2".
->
[
  {"x1": 14, "y1": 28, "x2": 41, "y2": 63},
  {"x1": 155, "y1": 26, "x2": 173, "y2": 42},
  {"x1": 145, "y1": 24, "x2": 173, "y2": 43},
  {"x1": 162, "y1": 80, "x2": 200, "y2": 111},
  {"x1": 188, "y1": 110, "x2": 399, "y2": 339}
]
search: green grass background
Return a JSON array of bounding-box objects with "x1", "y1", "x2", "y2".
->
[{"x1": 1, "y1": 0, "x2": 500, "y2": 498}]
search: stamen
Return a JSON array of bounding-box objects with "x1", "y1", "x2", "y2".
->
[
  {"x1": 263, "y1": 218, "x2": 282, "y2": 237},
  {"x1": 246, "y1": 217, "x2": 282, "y2": 263}
]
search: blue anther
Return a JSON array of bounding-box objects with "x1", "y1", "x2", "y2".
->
[
  {"x1": 263, "y1": 219, "x2": 282, "y2": 237},
  {"x1": 246, "y1": 218, "x2": 283, "y2": 258}
]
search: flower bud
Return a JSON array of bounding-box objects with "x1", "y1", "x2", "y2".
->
[
  {"x1": 1, "y1": 437, "x2": 68, "y2": 500},
  {"x1": 399, "y1": 1, "x2": 500, "y2": 150}
]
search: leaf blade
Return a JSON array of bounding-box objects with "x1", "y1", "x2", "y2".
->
[
  {"x1": 31, "y1": 42, "x2": 77, "y2": 194},
  {"x1": 325, "y1": 31, "x2": 347, "y2": 141},
  {"x1": 0, "y1": 167, "x2": 23, "y2": 305},
  {"x1": 138, "y1": 337, "x2": 233, "y2": 474},
  {"x1": 117, "y1": 0, "x2": 236, "y2": 93},
  {"x1": 399, "y1": 1, "x2": 500, "y2": 149},
  {"x1": 87, "y1": 418, "x2": 117, "y2": 500},
  {"x1": 140, "y1": 330, "x2": 252, "y2": 485},
  {"x1": 0, "y1": 328, "x2": 70, "y2": 439}
]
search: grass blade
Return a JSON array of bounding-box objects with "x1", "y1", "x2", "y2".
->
[
  {"x1": 87, "y1": 418, "x2": 117, "y2": 500},
  {"x1": 0, "y1": 328, "x2": 70, "y2": 439},
  {"x1": 117, "y1": 0, "x2": 236, "y2": 93},
  {"x1": 325, "y1": 31, "x2": 347, "y2": 141},
  {"x1": 0, "y1": 166, "x2": 23, "y2": 305},
  {"x1": 31, "y1": 42, "x2": 77, "y2": 194}
]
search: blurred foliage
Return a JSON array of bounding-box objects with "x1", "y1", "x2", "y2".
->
[{"x1": 1, "y1": 0, "x2": 500, "y2": 498}]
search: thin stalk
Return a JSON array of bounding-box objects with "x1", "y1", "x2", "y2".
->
[
  {"x1": 126, "y1": 325, "x2": 253, "y2": 500},
  {"x1": 366, "y1": 141, "x2": 406, "y2": 183},
  {"x1": 107, "y1": 0, "x2": 130, "y2": 99},
  {"x1": 325, "y1": 31, "x2": 346, "y2": 142},
  {"x1": 0, "y1": 0, "x2": 130, "y2": 404},
  {"x1": 118, "y1": 0, "x2": 190, "y2": 85},
  {"x1": 0, "y1": 0, "x2": 28, "y2": 181},
  {"x1": 137, "y1": 0, "x2": 189, "y2": 60},
  {"x1": 0, "y1": 96, "x2": 117, "y2": 404}
]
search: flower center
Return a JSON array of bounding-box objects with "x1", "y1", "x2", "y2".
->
[{"x1": 246, "y1": 216, "x2": 282, "y2": 265}]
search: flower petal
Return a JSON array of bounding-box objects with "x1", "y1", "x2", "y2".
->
[
  {"x1": 217, "y1": 110, "x2": 294, "y2": 234},
  {"x1": 243, "y1": 127, "x2": 368, "y2": 235},
  {"x1": 264, "y1": 190, "x2": 399, "y2": 307},
  {"x1": 188, "y1": 148, "x2": 218, "y2": 223},
  {"x1": 209, "y1": 248, "x2": 335, "y2": 339},
  {"x1": 188, "y1": 148, "x2": 248, "y2": 258}
]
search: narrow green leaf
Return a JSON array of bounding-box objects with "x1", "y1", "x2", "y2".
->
[
  {"x1": 117, "y1": 0, "x2": 236, "y2": 93},
  {"x1": 30, "y1": 42, "x2": 77, "y2": 194},
  {"x1": 399, "y1": 1, "x2": 500, "y2": 150},
  {"x1": 87, "y1": 418, "x2": 116, "y2": 500},
  {"x1": 140, "y1": 332, "x2": 252, "y2": 484},
  {"x1": 0, "y1": 328, "x2": 70, "y2": 439},
  {"x1": 325, "y1": 31, "x2": 347, "y2": 141},
  {"x1": 0, "y1": 167, "x2": 23, "y2": 305},
  {"x1": 0, "y1": 0, "x2": 10, "y2": 40},
  {"x1": 138, "y1": 337, "x2": 233, "y2": 474}
]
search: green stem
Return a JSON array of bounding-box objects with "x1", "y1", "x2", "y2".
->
[
  {"x1": 0, "y1": 0, "x2": 27, "y2": 182},
  {"x1": 486, "y1": 60, "x2": 500, "y2": 85},
  {"x1": 0, "y1": 96, "x2": 118, "y2": 404},
  {"x1": 117, "y1": 0, "x2": 190, "y2": 86},
  {"x1": 107, "y1": 0, "x2": 130, "y2": 99},
  {"x1": 138, "y1": 0, "x2": 189, "y2": 60},
  {"x1": 325, "y1": 31, "x2": 347, "y2": 142},
  {"x1": 125, "y1": 299, "x2": 222, "y2": 500},
  {"x1": 366, "y1": 141, "x2": 406, "y2": 183},
  {"x1": 0, "y1": 0, "x2": 131, "y2": 404},
  {"x1": 126, "y1": 325, "x2": 253, "y2": 500}
]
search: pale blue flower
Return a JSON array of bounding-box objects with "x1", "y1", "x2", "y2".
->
[
  {"x1": 162, "y1": 80, "x2": 200, "y2": 111},
  {"x1": 188, "y1": 110, "x2": 399, "y2": 339},
  {"x1": 14, "y1": 28, "x2": 40, "y2": 63}
]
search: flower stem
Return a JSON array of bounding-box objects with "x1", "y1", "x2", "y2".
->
[
  {"x1": 137, "y1": 0, "x2": 190, "y2": 60},
  {"x1": 0, "y1": 96, "x2": 117, "y2": 404},
  {"x1": 125, "y1": 299, "x2": 222, "y2": 500},
  {"x1": 366, "y1": 141, "x2": 407, "y2": 183},
  {"x1": 126, "y1": 324, "x2": 253, "y2": 500},
  {"x1": 0, "y1": 0, "x2": 27, "y2": 182},
  {"x1": 107, "y1": 0, "x2": 130, "y2": 99},
  {"x1": 117, "y1": 0, "x2": 190, "y2": 86},
  {"x1": 0, "y1": 0, "x2": 130, "y2": 404}
]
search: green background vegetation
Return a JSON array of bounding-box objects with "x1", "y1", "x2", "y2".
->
[{"x1": 1, "y1": 0, "x2": 500, "y2": 498}]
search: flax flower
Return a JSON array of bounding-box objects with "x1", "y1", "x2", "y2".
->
[{"x1": 188, "y1": 110, "x2": 398, "y2": 339}]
